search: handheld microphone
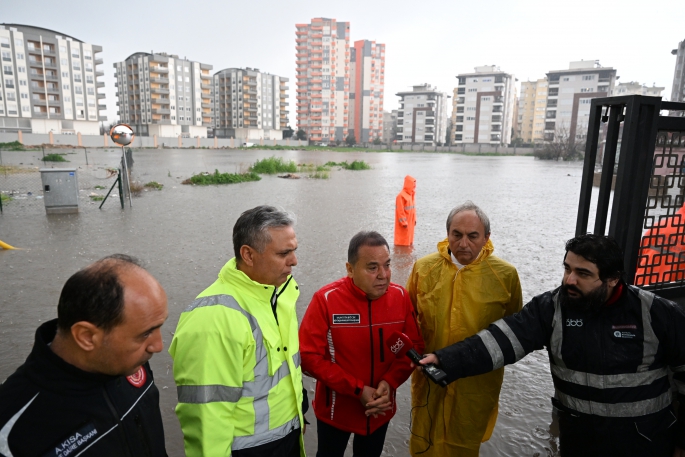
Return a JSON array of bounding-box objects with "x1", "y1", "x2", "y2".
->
[{"x1": 386, "y1": 331, "x2": 447, "y2": 387}]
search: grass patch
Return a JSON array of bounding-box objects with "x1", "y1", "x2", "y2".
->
[
  {"x1": 309, "y1": 171, "x2": 329, "y2": 179},
  {"x1": 298, "y1": 163, "x2": 331, "y2": 172},
  {"x1": 182, "y1": 170, "x2": 261, "y2": 185},
  {"x1": 0, "y1": 141, "x2": 29, "y2": 151},
  {"x1": 89, "y1": 195, "x2": 104, "y2": 201},
  {"x1": 144, "y1": 181, "x2": 163, "y2": 190},
  {"x1": 1, "y1": 193, "x2": 11, "y2": 203},
  {"x1": 43, "y1": 153, "x2": 68, "y2": 162},
  {"x1": 325, "y1": 160, "x2": 371, "y2": 170},
  {"x1": 94, "y1": 185, "x2": 106, "y2": 190},
  {"x1": 250, "y1": 157, "x2": 297, "y2": 174}
]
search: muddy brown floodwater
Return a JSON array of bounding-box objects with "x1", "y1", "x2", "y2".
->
[{"x1": 0, "y1": 148, "x2": 601, "y2": 456}]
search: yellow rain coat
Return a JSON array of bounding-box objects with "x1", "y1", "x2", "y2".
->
[{"x1": 407, "y1": 238, "x2": 522, "y2": 457}]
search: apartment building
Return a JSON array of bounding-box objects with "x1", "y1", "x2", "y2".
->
[
  {"x1": 382, "y1": 109, "x2": 397, "y2": 143},
  {"x1": 452, "y1": 66, "x2": 516, "y2": 145},
  {"x1": 295, "y1": 18, "x2": 350, "y2": 143},
  {"x1": 544, "y1": 60, "x2": 616, "y2": 143},
  {"x1": 349, "y1": 40, "x2": 385, "y2": 143},
  {"x1": 212, "y1": 67, "x2": 288, "y2": 140},
  {"x1": 114, "y1": 52, "x2": 212, "y2": 138},
  {"x1": 672, "y1": 39, "x2": 685, "y2": 103},
  {"x1": 517, "y1": 78, "x2": 548, "y2": 143},
  {"x1": 0, "y1": 24, "x2": 105, "y2": 134},
  {"x1": 612, "y1": 81, "x2": 664, "y2": 97},
  {"x1": 396, "y1": 84, "x2": 447, "y2": 145}
]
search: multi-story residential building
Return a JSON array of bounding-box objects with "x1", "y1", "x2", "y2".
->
[
  {"x1": 396, "y1": 84, "x2": 447, "y2": 145},
  {"x1": 382, "y1": 109, "x2": 397, "y2": 144},
  {"x1": 452, "y1": 66, "x2": 516, "y2": 145},
  {"x1": 0, "y1": 24, "x2": 105, "y2": 134},
  {"x1": 544, "y1": 60, "x2": 616, "y2": 143},
  {"x1": 114, "y1": 52, "x2": 212, "y2": 138},
  {"x1": 671, "y1": 40, "x2": 685, "y2": 103},
  {"x1": 349, "y1": 40, "x2": 385, "y2": 143},
  {"x1": 212, "y1": 67, "x2": 288, "y2": 140},
  {"x1": 612, "y1": 81, "x2": 664, "y2": 97},
  {"x1": 295, "y1": 18, "x2": 350, "y2": 143},
  {"x1": 517, "y1": 78, "x2": 548, "y2": 143}
]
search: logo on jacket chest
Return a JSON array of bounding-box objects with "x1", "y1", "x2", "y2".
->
[
  {"x1": 566, "y1": 318, "x2": 583, "y2": 327},
  {"x1": 332, "y1": 314, "x2": 361, "y2": 324},
  {"x1": 126, "y1": 365, "x2": 147, "y2": 388},
  {"x1": 612, "y1": 324, "x2": 637, "y2": 339}
]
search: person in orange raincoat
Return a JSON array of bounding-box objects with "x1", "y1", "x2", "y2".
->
[{"x1": 395, "y1": 175, "x2": 416, "y2": 246}]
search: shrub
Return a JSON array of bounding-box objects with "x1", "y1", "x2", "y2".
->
[
  {"x1": 144, "y1": 181, "x2": 163, "y2": 190},
  {"x1": 309, "y1": 171, "x2": 329, "y2": 179},
  {"x1": 43, "y1": 153, "x2": 68, "y2": 162},
  {"x1": 183, "y1": 170, "x2": 262, "y2": 185},
  {"x1": 250, "y1": 157, "x2": 297, "y2": 174},
  {"x1": 324, "y1": 160, "x2": 371, "y2": 170},
  {"x1": 0, "y1": 141, "x2": 27, "y2": 151}
]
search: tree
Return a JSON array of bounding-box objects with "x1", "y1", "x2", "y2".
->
[
  {"x1": 283, "y1": 126, "x2": 294, "y2": 139},
  {"x1": 534, "y1": 124, "x2": 583, "y2": 161},
  {"x1": 345, "y1": 134, "x2": 356, "y2": 147},
  {"x1": 372, "y1": 137, "x2": 382, "y2": 145},
  {"x1": 296, "y1": 129, "x2": 307, "y2": 141}
]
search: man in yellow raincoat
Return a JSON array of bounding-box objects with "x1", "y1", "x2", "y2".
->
[{"x1": 407, "y1": 201, "x2": 522, "y2": 456}]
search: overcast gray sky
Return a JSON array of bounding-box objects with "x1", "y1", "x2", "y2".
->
[{"x1": 4, "y1": 0, "x2": 684, "y2": 126}]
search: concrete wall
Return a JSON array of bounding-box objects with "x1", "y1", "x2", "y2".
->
[
  {"x1": 0, "y1": 131, "x2": 310, "y2": 149},
  {"x1": 0, "y1": 131, "x2": 532, "y2": 154}
]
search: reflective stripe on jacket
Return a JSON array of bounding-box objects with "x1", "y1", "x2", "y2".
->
[
  {"x1": 434, "y1": 283, "x2": 685, "y2": 451},
  {"x1": 169, "y1": 258, "x2": 304, "y2": 456}
]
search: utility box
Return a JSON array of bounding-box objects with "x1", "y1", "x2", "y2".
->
[{"x1": 40, "y1": 168, "x2": 79, "y2": 214}]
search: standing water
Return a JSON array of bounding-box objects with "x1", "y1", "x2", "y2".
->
[{"x1": 0, "y1": 148, "x2": 598, "y2": 456}]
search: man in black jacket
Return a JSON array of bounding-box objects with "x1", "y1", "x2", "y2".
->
[
  {"x1": 418, "y1": 234, "x2": 685, "y2": 457},
  {"x1": 0, "y1": 254, "x2": 168, "y2": 456}
]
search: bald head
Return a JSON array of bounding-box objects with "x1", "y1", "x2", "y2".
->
[{"x1": 57, "y1": 254, "x2": 153, "y2": 333}]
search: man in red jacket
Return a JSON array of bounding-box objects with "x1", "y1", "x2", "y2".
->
[{"x1": 300, "y1": 231, "x2": 424, "y2": 457}]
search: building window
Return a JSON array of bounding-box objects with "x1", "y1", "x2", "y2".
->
[
  {"x1": 0, "y1": 38, "x2": 9, "y2": 48},
  {"x1": 582, "y1": 75, "x2": 595, "y2": 81}
]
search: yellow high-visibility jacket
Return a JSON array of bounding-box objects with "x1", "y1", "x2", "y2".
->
[
  {"x1": 169, "y1": 258, "x2": 305, "y2": 456},
  {"x1": 408, "y1": 238, "x2": 522, "y2": 457}
]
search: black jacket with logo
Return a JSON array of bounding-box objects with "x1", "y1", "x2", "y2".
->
[
  {"x1": 434, "y1": 283, "x2": 685, "y2": 453},
  {"x1": 0, "y1": 320, "x2": 167, "y2": 457}
]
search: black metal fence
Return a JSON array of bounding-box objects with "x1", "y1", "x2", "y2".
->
[{"x1": 577, "y1": 95, "x2": 685, "y2": 300}]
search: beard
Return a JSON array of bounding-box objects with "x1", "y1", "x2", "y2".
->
[{"x1": 558, "y1": 280, "x2": 608, "y2": 313}]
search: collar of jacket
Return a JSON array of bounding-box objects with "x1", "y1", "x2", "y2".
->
[
  {"x1": 218, "y1": 257, "x2": 294, "y2": 300},
  {"x1": 341, "y1": 275, "x2": 388, "y2": 301},
  {"x1": 438, "y1": 237, "x2": 494, "y2": 268},
  {"x1": 23, "y1": 319, "x2": 121, "y2": 394}
]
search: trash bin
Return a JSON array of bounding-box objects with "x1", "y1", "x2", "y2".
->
[{"x1": 40, "y1": 168, "x2": 79, "y2": 214}]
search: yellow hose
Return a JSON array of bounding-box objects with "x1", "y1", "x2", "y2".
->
[{"x1": 0, "y1": 239, "x2": 17, "y2": 250}]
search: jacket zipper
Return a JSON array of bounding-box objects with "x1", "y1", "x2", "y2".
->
[
  {"x1": 367, "y1": 299, "x2": 374, "y2": 435},
  {"x1": 271, "y1": 275, "x2": 294, "y2": 326},
  {"x1": 102, "y1": 387, "x2": 135, "y2": 457},
  {"x1": 134, "y1": 414, "x2": 153, "y2": 457},
  {"x1": 379, "y1": 328, "x2": 385, "y2": 362}
]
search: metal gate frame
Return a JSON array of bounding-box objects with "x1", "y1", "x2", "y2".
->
[{"x1": 576, "y1": 95, "x2": 685, "y2": 299}]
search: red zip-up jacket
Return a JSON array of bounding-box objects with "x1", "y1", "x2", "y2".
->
[{"x1": 299, "y1": 276, "x2": 424, "y2": 435}]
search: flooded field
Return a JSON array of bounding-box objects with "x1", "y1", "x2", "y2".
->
[{"x1": 0, "y1": 148, "x2": 596, "y2": 456}]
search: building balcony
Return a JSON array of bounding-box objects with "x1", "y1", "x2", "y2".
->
[
  {"x1": 95, "y1": 58, "x2": 104, "y2": 66},
  {"x1": 97, "y1": 93, "x2": 106, "y2": 99},
  {"x1": 95, "y1": 71, "x2": 104, "y2": 77},
  {"x1": 201, "y1": 83, "x2": 212, "y2": 89},
  {"x1": 150, "y1": 66, "x2": 168, "y2": 74},
  {"x1": 150, "y1": 77, "x2": 169, "y2": 83},
  {"x1": 98, "y1": 104, "x2": 107, "y2": 110},
  {"x1": 153, "y1": 97, "x2": 170, "y2": 104},
  {"x1": 296, "y1": 52, "x2": 307, "y2": 58},
  {"x1": 151, "y1": 87, "x2": 170, "y2": 94},
  {"x1": 201, "y1": 73, "x2": 211, "y2": 80}
]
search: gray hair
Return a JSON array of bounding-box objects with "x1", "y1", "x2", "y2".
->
[
  {"x1": 233, "y1": 205, "x2": 295, "y2": 261},
  {"x1": 445, "y1": 201, "x2": 491, "y2": 235}
]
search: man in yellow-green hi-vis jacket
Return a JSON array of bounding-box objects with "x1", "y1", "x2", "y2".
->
[{"x1": 170, "y1": 205, "x2": 307, "y2": 457}]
